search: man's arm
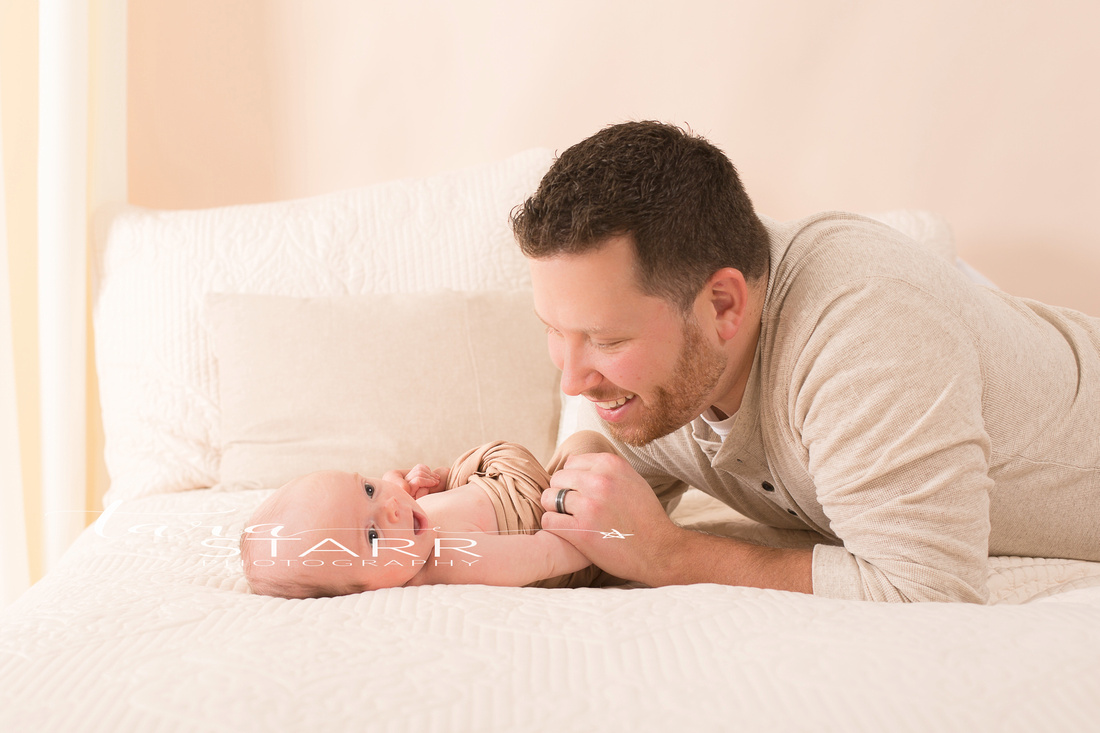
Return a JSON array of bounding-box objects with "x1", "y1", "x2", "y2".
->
[
  {"x1": 540, "y1": 451, "x2": 813, "y2": 592},
  {"x1": 659, "y1": 531, "x2": 813, "y2": 592},
  {"x1": 788, "y1": 279, "x2": 993, "y2": 603},
  {"x1": 414, "y1": 529, "x2": 591, "y2": 587}
]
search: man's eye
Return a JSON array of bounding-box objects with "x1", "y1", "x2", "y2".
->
[
  {"x1": 364, "y1": 482, "x2": 375, "y2": 498},
  {"x1": 594, "y1": 341, "x2": 622, "y2": 350},
  {"x1": 367, "y1": 528, "x2": 379, "y2": 544}
]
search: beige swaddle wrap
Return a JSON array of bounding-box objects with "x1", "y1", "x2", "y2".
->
[{"x1": 446, "y1": 431, "x2": 618, "y2": 588}]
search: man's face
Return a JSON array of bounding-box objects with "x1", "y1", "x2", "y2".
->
[{"x1": 530, "y1": 236, "x2": 727, "y2": 446}]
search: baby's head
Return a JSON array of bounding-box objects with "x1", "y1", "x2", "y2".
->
[{"x1": 241, "y1": 470, "x2": 434, "y2": 598}]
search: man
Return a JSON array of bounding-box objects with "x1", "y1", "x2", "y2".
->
[{"x1": 513, "y1": 121, "x2": 1100, "y2": 603}]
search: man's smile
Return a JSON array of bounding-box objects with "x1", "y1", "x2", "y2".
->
[
  {"x1": 589, "y1": 393, "x2": 638, "y2": 422},
  {"x1": 590, "y1": 394, "x2": 635, "y2": 410}
]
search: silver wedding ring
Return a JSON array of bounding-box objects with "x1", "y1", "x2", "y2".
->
[{"x1": 555, "y1": 488, "x2": 574, "y2": 515}]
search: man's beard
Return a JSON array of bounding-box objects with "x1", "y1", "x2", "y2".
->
[{"x1": 607, "y1": 319, "x2": 726, "y2": 447}]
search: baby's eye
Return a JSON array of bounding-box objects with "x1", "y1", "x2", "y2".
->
[
  {"x1": 367, "y1": 528, "x2": 379, "y2": 545},
  {"x1": 364, "y1": 482, "x2": 375, "y2": 498}
]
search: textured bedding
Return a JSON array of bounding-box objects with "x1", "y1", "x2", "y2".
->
[
  {"x1": 2, "y1": 488, "x2": 1099, "y2": 732},
  {"x1": 6, "y1": 149, "x2": 1099, "y2": 731}
]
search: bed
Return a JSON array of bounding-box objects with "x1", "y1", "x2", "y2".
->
[{"x1": 2, "y1": 149, "x2": 1098, "y2": 732}]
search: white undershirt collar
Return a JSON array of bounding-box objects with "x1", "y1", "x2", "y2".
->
[{"x1": 700, "y1": 406, "x2": 737, "y2": 440}]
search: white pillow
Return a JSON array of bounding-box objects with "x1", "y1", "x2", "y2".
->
[
  {"x1": 206, "y1": 291, "x2": 560, "y2": 490},
  {"x1": 94, "y1": 149, "x2": 556, "y2": 503}
]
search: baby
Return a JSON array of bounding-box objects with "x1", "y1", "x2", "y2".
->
[{"x1": 241, "y1": 430, "x2": 618, "y2": 598}]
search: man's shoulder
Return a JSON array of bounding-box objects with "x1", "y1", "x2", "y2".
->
[
  {"x1": 765, "y1": 211, "x2": 945, "y2": 281},
  {"x1": 760, "y1": 211, "x2": 966, "y2": 323}
]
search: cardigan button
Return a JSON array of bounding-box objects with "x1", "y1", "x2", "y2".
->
[{"x1": 762, "y1": 481, "x2": 775, "y2": 492}]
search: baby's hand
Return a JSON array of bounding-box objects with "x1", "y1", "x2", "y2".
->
[
  {"x1": 381, "y1": 469, "x2": 414, "y2": 498},
  {"x1": 405, "y1": 464, "x2": 449, "y2": 499}
]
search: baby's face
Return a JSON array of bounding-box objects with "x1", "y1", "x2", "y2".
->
[{"x1": 246, "y1": 470, "x2": 435, "y2": 594}]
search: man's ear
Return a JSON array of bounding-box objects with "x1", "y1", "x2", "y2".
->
[{"x1": 699, "y1": 268, "x2": 751, "y2": 341}]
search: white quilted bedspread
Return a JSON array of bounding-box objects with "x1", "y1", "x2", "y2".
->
[{"x1": 3, "y1": 489, "x2": 1099, "y2": 733}]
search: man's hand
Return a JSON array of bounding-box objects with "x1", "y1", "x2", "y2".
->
[
  {"x1": 539, "y1": 451, "x2": 683, "y2": 585},
  {"x1": 540, "y1": 450, "x2": 815, "y2": 593}
]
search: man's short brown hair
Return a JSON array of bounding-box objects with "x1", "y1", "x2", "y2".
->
[{"x1": 511, "y1": 121, "x2": 770, "y2": 312}]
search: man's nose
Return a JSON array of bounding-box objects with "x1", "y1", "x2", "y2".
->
[{"x1": 559, "y1": 345, "x2": 600, "y2": 396}]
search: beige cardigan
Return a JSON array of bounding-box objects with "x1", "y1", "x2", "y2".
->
[{"x1": 582, "y1": 212, "x2": 1100, "y2": 603}]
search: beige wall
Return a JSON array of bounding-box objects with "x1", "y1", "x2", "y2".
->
[{"x1": 129, "y1": 0, "x2": 1100, "y2": 316}]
